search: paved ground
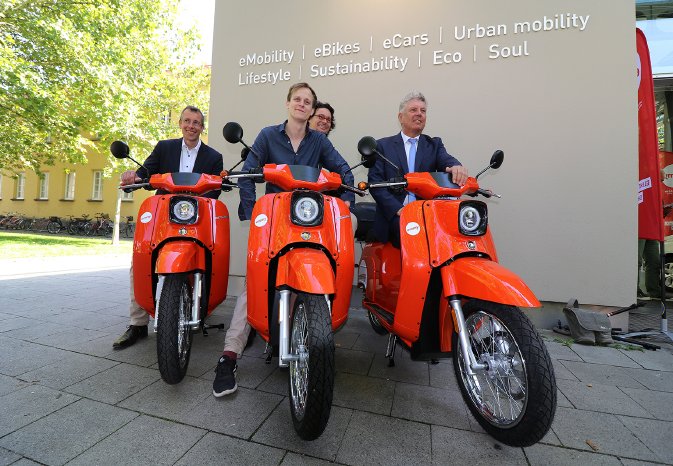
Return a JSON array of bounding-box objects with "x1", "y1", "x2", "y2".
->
[{"x1": 1, "y1": 255, "x2": 673, "y2": 465}]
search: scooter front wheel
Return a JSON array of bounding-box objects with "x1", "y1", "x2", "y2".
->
[
  {"x1": 288, "y1": 293, "x2": 335, "y2": 440},
  {"x1": 156, "y1": 274, "x2": 193, "y2": 384},
  {"x1": 453, "y1": 299, "x2": 556, "y2": 447}
]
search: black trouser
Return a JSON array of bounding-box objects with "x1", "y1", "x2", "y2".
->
[{"x1": 389, "y1": 216, "x2": 401, "y2": 249}]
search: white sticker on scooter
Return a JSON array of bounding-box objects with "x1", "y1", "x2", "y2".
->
[
  {"x1": 405, "y1": 222, "x2": 421, "y2": 236},
  {"x1": 254, "y1": 214, "x2": 268, "y2": 228},
  {"x1": 140, "y1": 212, "x2": 152, "y2": 224}
]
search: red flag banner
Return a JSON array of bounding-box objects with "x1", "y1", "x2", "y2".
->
[{"x1": 637, "y1": 28, "x2": 664, "y2": 241}]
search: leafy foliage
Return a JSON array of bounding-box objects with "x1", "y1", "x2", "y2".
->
[{"x1": 0, "y1": 0, "x2": 210, "y2": 173}]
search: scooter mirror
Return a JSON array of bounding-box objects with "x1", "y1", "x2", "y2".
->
[
  {"x1": 241, "y1": 147, "x2": 250, "y2": 160},
  {"x1": 490, "y1": 150, "x2": 504, "y2": 169},
  {"x1": 362, "y1": 152, "x2": 377, "y2": 168},
  {"x1": 223, "y1": 122, "x2": 243, "y2": 144},
  {"x1": 110, "y1": 141, "x2": 129, "y2": 159},
  {"x1": 357, "y1": 136, "x2": 377, "y2": 157}
]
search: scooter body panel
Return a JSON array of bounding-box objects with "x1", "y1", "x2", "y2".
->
[
  {"x1": 133, "y1": 193, "x2": 230, "y2": 316},
  {"x1": 276, "y1": 248, "x2": 335, "y2": 294},
  {"x1": 440, "y1": 257, "x2": 541, "y2": 307}
]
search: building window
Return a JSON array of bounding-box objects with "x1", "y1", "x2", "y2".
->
[
  {"x1": 64, "y1": 172, "x2": 76, "y2": 200},
  {"x1": 38, "y1": 173, "x2": 49, "y2": 200},
  {"x1": 92, "y1": 170, "x2": 103, "y2": 200},
  {"x1": 15, "y1": 173, "x2": 25, "y2": 199},
  {"x1": 121, "y1": 189, "x2": 134, "y2": 201}
]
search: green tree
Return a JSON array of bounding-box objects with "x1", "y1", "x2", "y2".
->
[{"x1": 0, "y1": 0, "x2": 210, "y2": 173}]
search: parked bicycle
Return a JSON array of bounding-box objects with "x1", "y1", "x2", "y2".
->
[
  {"x1": 46, "y1": 216, "x2": 66, "y2": 234},
  {"x1": 85, "y1": 212, "x2": 113, "y2": 237},
  {"x1": 120, "y1": 216, "x2": 135, "y2": 238}
]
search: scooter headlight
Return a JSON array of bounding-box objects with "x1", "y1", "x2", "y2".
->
[
  {"x1": 169, "y1": 197, "x2": 199, "y2": 224},
  {"x1": 291, "y1": 192, "x2": 323, "y2": 227},
  {"x1": 458, "y1": 201, "x2": 487, "y2": 236}
]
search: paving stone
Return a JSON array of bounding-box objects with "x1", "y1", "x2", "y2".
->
[
  {"x1": 66, "y1": 415, "x2": 206, "y2": 466},
  {"x1": 551, "y1": 358, "x2": 578, "y2": 381},
  {"x1": 556, "y1": 379, "x2": 651, "y2": 417},
  {"x1": 65, "y1": 363, "x2": 160, "y2": 404},
  {"x1": 0, "y1": 446, "x2": 21, "y2": 466},
  {"x1": 54, "y1": 333, "x2": 120, "y2": 358},
  {"x1": 176, "y1": 431, "x2": 285, "y2": 465},
  {"x1": 119, "y1": 376, "x2": 212, "y2": 419},
  {"x1": 556, "y1": 387, "x2": 574, "y2": 408},
  {"x1": 620, "y1": 459, "x2": 671, "y2": 466},
  {"x1": 549, "y1": 407, "x2": 657, "y2": 461},
  {"x1": 620, "y1": 347, "x2": 673, "y2": 372},
  {"x1": 252, "y1": 403, "x2": 352, "y2": 461},
  {"x1": 391, "y1": 381, "x2": 471, "y2": 430},
  {"x1": 543, "y1": 340, "x2": 583, "y2": 362},
  {"x1": 367, "y1": 350, "x2": 430, "y2": 385},
  {"x1": 624, "y1": 367, "x2": 673, "y2": 393},
  {"x1": 351, "y1": 332, "x2": 390, "y2": 353},
  {"x1": 280, "y1": 452, "x2": 336, "y2": 465},
  {"x1": 431, "y1": 425, "x2": 526, "y2": 465},
  {"x1": 334, "y1": 328, "x2": 360, "y2": 350},
  {"x1": 17, "y1": 352, "x2": 118, "y2": 390},
  {"x1": 0, "y1": 336, "x2": 72, "y2": 376},
  {"x1": 618, "y1": 416, "x2": 673, "y2": 464},
  {"x1": 0, "y1": 398, "x2": 137, "y2": 465},
  {"x1": 337, "y1": 410, "x2": 431, "y2": 466},
  {"x1": 103, "y1": 333, "x2": 158, "y2": 367},
  {"x1": 8, "y1": 459, "x2": 42, "y2": 466},
  {"x1": 332, "y1": 372, "x2": 395, "y2": 415},
  {"x1": 40, "y1": 309, "x2": 128, "y2": 331},
  {"x1": 32, "y1": 327, "x2": 112, "y2": 350},
  {"x1": 0, "y1": 316, "x2": 33, "y2": 333},
  {"x1": 256, "y1": 366, "x2": 289, "y2": 396},
  {"x1": 523, "y1": 443, "x2": 622, "y2": 466},
  {"x1": 428, "y1": 358, "x2": 457, "y2": 386},
  {"x1": 335, "y1": 347, "x2": 374, "y2": 376},
  {"x1": 179, "y1": 386, "x2": 284, "y2": 438},
  {"x1": 234, "y1": 353, "x2": 278, "y2": 389},
  {"x1": 558, "y1": 360, "x2": 646, "y2": 389},
  {"x1": 0, "y1": 373, "x2": 30, "y2": 397},
  {"x1": 620, "y1": 387, "x2": 673, "y2": 421},
  {"x1": 569, "y1": 345, "x2": 642, "y2": 368}
]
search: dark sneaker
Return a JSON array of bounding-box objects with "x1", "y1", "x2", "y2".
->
[
  {"x1": 213, "y1": 355, "x2": 237, "y2": 397},
  {"x1": 112, "y1": 325, "x2": 148, "y2": 350}
]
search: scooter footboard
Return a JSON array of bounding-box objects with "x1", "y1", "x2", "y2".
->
[
  {"x1": 440, "y1": 257, "x2": 540, "y2": 307},
  {"x1": 275, "y1": 248, "x2": 335, "y2": 294},
  {"x1": 155, "y1": 241, "x2": 206, "y2": 274}
]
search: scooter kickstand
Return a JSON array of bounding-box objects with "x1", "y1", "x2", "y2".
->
[
  {"x1": 264, "y1": 342, "x2": 273, "y2": 364},
  {"x1": 385, "y1": 334, "x2": 397, "y2": 367}
]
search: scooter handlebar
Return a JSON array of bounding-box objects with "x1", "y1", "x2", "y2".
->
[{"x1": 340, "y1": 184, "x2": 367, "y2": 197}]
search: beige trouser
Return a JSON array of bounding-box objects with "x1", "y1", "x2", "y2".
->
[
  {"x1": 222, "y1": 285, "x2": 251, "y2": 357},
  {"x1": 129, "y1": 265, "x2": 149, "y2": 326}
]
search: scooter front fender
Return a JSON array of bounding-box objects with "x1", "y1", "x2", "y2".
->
[
  {"x1": 276, "y1": 248, "x2": 335, "y2": 294},
  {"x1": 441, "y1": 257, "x2": 541, "y2": 307},
  {"x1": 155, "y1": 241, "x2": 206, "y2": 274}
]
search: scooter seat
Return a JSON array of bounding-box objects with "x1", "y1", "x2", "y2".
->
[{"x1": 351, "y1": 202, "x2": 377, "y2": 241}]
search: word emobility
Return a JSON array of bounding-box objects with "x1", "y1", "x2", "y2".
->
[{"x1": 310, "y1": 56, "x2": 409, "y2": 78}]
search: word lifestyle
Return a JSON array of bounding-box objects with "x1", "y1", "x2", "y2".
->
[{"x1": 238, "y1": 69, "x2": 291, "y2": 86}]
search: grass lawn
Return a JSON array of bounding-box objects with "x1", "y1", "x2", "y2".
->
[{"x1": 0, "y1": 232, "x2": 132, "y2": 259}]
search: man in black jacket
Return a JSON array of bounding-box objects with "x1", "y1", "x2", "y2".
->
[{"x1": 113, "y1": 105, "x2": 223, "y2": 349}]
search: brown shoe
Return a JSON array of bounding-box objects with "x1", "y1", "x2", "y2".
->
[{"x1": 113, "y1": 325, "x2": 148, "y2": 350}]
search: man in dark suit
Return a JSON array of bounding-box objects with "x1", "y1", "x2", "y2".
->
[
  {"x1": 113, "y1": 105, "x2": 224, "y2": 349},
  {"x1": 368, "y1": 92, "x2": 467, "y2": 248}
]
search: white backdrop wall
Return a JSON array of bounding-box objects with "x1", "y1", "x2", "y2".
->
[{"x1": 209, "y1": 0, "x2": 636, "y2": 306}]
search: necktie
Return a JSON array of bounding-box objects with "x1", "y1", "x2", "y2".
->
[{"x1": 406, "y1": 138, "x2": 417, "y2": 204}]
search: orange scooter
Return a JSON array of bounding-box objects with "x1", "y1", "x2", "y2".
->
[
  {"x1": 110, "y1": 141, "x2": 233, "y2": 384},
  {"x1": 222, "y1": 122, "x2": 368, "y2": 440},
  {"x1": 354, "y1": 137, "x2": 556, "y2": 447}
]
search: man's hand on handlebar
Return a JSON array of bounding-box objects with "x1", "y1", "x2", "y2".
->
[
  {"x1": 120, "y1": 170, "x2": 142, "y2": 186},
  {"x1": 446, "y1": 165, "x2": 468, "y2": 186}
]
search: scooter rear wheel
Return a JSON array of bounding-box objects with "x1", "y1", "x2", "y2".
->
[
  {"x1": 288, "y1": 293, "x2": 335, "y2": 440},
  {"x1": 453, "y1": 299, "x2": 556, "y2": 447},
  {"x1": 156, "y1": 274, "x2": 193, "y2": 384}
]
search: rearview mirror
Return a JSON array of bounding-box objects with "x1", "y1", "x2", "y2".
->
[
  {"x1": 223, "y1": 122, "x2": 243, "y2": 144},
  {"x1": 357, "y1": 136, "x2": 377, "y2": 157},
  {"x1": 490, "y1": 150, "x2": 504, "y2": 169},
  {"x1": 110, "y1": 141, "x2": 129, "y2": 159}
]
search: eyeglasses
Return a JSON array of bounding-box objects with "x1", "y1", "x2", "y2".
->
[
  {"x1": 314, "y1": 114, "x2": 332, "y2": 124},
  {"x1": 181, "y1": 118, "x2": 203, "y2": 128}
]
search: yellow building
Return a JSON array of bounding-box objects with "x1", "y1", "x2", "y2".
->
[{"x1": 0, "y1": 147, "x2": 152, "y2": 223}]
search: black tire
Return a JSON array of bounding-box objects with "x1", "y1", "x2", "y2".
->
[
  {"x1": 67, "y1": 221, "x2": 77, "y2": 235},
  {"x1": 367, "y1": 310, "x2": 388, "y2": 335},
  {"x1": 125, "y1": 223, "x2": 135, "y2": 238},
  {"x1": 47, "y1": 221, "x2": 61, "y2": 234},
  {"x1": 452, "y1": 299, "x2": 556, "y2": 447},
  {"x1": 288, "y1": 293, "x2": 335, "y2": 440},
  {"x1": 156, "y1": 274, "x2": 194, "y2": 384}
]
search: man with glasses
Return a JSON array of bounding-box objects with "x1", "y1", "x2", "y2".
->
[
  {"x1": 113, "y1": 105, "x2": 223, "y2": 349},
  {"x1": 308, "y1": 101, "x2": 336, "y2": 137}
]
